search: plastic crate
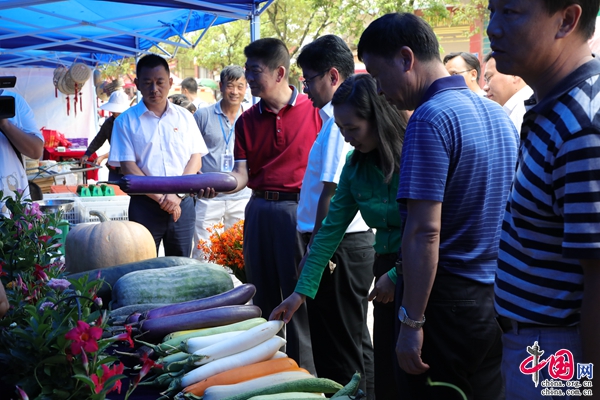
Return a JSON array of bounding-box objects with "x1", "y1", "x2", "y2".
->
[
  {"x1": 77, "y1": 196, "x2": 130, "y2": 223},
  {"x1": 42, "y1": 193, "x2": 130, "y2": 224}
]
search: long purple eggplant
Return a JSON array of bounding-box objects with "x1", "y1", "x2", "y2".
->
[
  {"x1": 117, "y1": 172, "x2": 238, "y2": 194},
  {"x1": 137, "y1": 305, "x2": 262, "y2": 342},
  {"x1": 143, "y1": 284, "x2": 256, "y2": 321}
]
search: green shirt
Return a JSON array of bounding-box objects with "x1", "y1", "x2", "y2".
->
[{"x1": 295, "y1": 151, "x2": 403, "y2": 299}]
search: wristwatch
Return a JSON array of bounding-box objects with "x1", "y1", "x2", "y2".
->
[{"x1": 398, "y1": 306, "x2": 426, "y2": 329}]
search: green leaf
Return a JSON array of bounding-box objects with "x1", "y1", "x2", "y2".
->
[{"x1": 73, "y1": 374, "x2": 96, "y2": 390}]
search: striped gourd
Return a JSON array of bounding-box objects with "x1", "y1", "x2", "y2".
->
[{"x1": 111, "y1": 263, "x2": 233, "y2": 307}]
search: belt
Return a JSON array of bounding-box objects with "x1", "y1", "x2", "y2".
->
[
  {"x1": 497, "y1": 316, "x2": 569, "y2": 333},
  {"x1": 253, "y1": 190, "x2": 300, "y2": 201}
]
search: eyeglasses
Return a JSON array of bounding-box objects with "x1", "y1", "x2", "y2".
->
[
  {"x1": 301, "y1": 70, "x2": 329, "y2": 90},
  {"x1": 450, "y1": 69, "x2": 474, "y2": 76}
]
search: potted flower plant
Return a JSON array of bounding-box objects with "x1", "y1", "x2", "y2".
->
[
  {"x1": 197, "y1": 220, "x2": 246, "y2": 284},
  {"x1": 0, "y1": 191, "x2": 149, "y2": 399}
]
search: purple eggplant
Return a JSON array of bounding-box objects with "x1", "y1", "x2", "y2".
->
[
  {"x1": 137, "y1": 305, "x2": 262, "y2": 342},
  {"x1": 143, "y1": 283, "x2": 256, "y2": 321},
  {"x1": 117, "y1": 172, "x2": 237, "y2": 194}
]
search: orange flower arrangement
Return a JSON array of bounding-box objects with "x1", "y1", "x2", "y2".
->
[{"x1": 197, "y1": 220, "x2": 246, "y2": 283}]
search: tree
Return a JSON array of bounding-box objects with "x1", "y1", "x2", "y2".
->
[{"x1": 166, "y1": 0, "x2": 488, "y2": 81}]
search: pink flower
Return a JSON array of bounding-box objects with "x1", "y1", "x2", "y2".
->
[
  {"x1": 91, "y1": 363, "x2": 125, "y2": 394},
  {"x1": 38, "y1": 235, "x2": 54, "y2": 243},
  {"x1": 34, "y1": 264, "x2": 49, "y2": 281},
  {"x1": 64, "y1": 321, "x2": 102, "y2": 355},
  {"x1": 133, "y1": 353, "x2": 162, "y2": 385},
  {"x1": 15, "y1": 385, "x2": 29, "y2": 400},
  {"x1": 111, "y1": 325, "x2": 134, "y2": 348},
  {"x1": 24, "y1": 202, "x2": 42, "y2": 218}
]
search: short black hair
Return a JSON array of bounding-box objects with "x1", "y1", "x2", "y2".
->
[
  {"x1": 136, "y1": 54, "x2": 169, "y2": 77},
  {"x1": 244, "y1": 38, "x2": 290, "y2": 78},
  {"x1": 443, "y1": 52, "x2": 482, "y2": 81},
  {"x1": 357, "y1": 13, "x2": 440, "y2": 63},
  {"x1": 220, "y1": 65, "x2": 245, "y2": 83},
  {"x1": 541, "y1": 0, "x2": 598, "y2": 40},
  {"x1": 181, "y1": 77, "x2": 198, "y2": 94},
  {"x1": 483, "y1": 52, "x2": 494, "y2": 63},
  {"x1": 297, "y1": 35, "x2": 355, "y2": 80}
]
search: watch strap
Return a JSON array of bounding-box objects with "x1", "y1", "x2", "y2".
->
[{"x1": 398, "y1": 306, "x2": 426, "y2": 329}]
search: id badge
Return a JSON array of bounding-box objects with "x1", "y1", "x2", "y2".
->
[{"x1": 221, "y1": 153, "x2": 234, "y2": 172}]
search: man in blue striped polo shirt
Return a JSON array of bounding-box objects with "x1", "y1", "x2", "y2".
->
[
  {"x1": 488, "y1": 0, "x2": 600, "y2": 398},
  {"x1": 359, "y1": 13, "x2": 520, "y2": 398}
]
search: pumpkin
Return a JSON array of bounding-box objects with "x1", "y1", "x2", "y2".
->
[{"x1": 65, "y1": 210, "x2": 157, "y2": 273}]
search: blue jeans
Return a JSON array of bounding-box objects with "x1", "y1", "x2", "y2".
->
[{"x1": 502, "y1": 324, "x2": 583, "y2": 400}]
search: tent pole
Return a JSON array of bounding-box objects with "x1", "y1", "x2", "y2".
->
[{"x1": 251, "y1": 3, "x2": 260, "y2": 104}]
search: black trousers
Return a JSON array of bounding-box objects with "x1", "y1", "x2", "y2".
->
[
  {"x1": 243, "y1": 196, "x2": 316, "y2": 374},
  {"x1": 373, "y1": 253, "x2": 401, "y2": 400},
  {"x1": 394, "y1": 269, "x2": 504, "y2": 400},
  {"x1": 128, "y1": 195, "x2": 195, "y2": 257},
  {"x1": 297, "y1": 230, "x2": 376, "y2": 398}
]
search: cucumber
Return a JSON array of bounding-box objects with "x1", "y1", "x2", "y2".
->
[
  {"x1": 111, "y1": 263, "x2": 233, "y2": 308},
  {"x1": 218, "y1": 377, "x2": 343, "y2": 400}
]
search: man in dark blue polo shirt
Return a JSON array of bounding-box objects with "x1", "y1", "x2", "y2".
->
[{"x1": 358, "y1": 13, "x2": 519, "y2": 398}]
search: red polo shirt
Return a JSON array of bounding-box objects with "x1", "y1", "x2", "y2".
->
[{"x1": 234, "y1": 87, "x2": 321, "y2": 192}]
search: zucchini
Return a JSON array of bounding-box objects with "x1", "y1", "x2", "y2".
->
[
  {"x1": 112, "y1": 263, "x2": 233, "y2": 308},
  {"x1": 248, "y1": 394, "x2": 325, "y2": 399},
  {"x1": 331, "y1": 372, "x2": 361, "y2": 398},
  {"x1": 66, "y1": 256, "x2": 205, "y2": 305},
  {"x1": 215, "y1": 376, "x2": 343, "y2": 400},
  {"x1": 203, "y1": 371, "x2": 314, "y2": 400}
]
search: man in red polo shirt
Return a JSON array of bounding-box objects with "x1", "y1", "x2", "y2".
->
[{"x1": 227, "y1": 38, "x2": 321, "y2": 373}]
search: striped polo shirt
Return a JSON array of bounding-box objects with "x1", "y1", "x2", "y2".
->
[
  {"x1": 397, "y1": 75, "x2": 520, "y2": 284},
  {"x1": 495, "y1": 58, "x2": 600, "y2": 326}
]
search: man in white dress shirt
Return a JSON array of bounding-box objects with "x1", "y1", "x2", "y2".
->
[
  {"x1": 109, "y1": 55, "x2": 208, "y2": 257},
  {"x1": 295, "y1": 34, "x2": 376, "y2": 398},
  {"x1": 483, "y1": 53, "x2": 534, "y2": 131}
]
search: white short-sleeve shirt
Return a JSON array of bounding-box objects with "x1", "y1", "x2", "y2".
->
[
  {"x1": 297, "y1": 101, "x2": 370, "y2": 234},
  {"x1": 0, "y1": 90, "x2": 42, "y2": 208},
  {"x1": 109, "y1": 100, "x2": 208, "y2": 176}
]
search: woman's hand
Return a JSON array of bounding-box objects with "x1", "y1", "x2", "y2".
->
[
  {"x1": 269, "y1": 292, "x2": 306, "y2": 323},
  {"x1": 368, "y1": 273, "x2": 395, "y2": 303}
]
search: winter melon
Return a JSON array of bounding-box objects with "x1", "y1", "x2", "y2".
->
[{"x1": 111, "y1": 263, "x2": 233, "y2": 308}]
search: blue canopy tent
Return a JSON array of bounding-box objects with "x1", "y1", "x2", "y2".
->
[{"x1": 0, "y1": 0, "x2": 272, "y2": 68}]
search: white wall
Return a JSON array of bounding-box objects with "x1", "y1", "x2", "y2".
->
[{"x1": 0, "y1": 67, "x2": 97, "y2": 141}]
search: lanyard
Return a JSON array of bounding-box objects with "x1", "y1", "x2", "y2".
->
[{"x1": 218, "y1": 107, "x2": 242, "y2": 148}]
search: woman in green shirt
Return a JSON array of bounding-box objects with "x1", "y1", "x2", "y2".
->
[{"x1": 271, "y1": 74, "x2": 407, "y2": 398}]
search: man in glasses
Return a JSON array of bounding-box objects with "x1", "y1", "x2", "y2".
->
[
  {"x1": 443, "y1": 52, "x2": 486, "y2": 96},
  {"x1": 293, "y1": 34, "x2": 377, "y2": 398},
  {"x1": 223, "y1": 38, "x2": 321, "y2": 373}
]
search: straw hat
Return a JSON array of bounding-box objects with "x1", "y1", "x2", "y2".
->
[{"x1": 100, "y1": 90, "x2": 130, "y2": 113}]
